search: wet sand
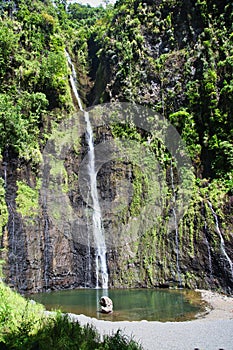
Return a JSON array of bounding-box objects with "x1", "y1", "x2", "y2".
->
[{"x1": 68, "y1": 289, "x2": 233, "y2": 350}]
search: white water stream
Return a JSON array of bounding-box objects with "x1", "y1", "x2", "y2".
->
[
  {"x1": 170, "y1": 160, "x2": 182, "y2": 286},
  {"x1": 204, "y1": 220, "x2": 213, "y2": 279},
  {"x1": 44, "y1": 213, "x2": 50, "y2": 290},
  {"x1": 65, "y1": 50, "x2": 84, "y2": 112},
  {"x1": 207, "y1": 201, "x2": 233, "y2": 277},
  {"x1": 84, "y1": 112, "x2": 108, "y2": 289},
  {"x1": 3, "y1": 161, "x2": 7, "y2": 188},
  {"x1": 66, "y1": 50, "x2": 108, "y2": 289}
]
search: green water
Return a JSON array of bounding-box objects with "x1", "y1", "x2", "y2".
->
[{"x1": 29, "y1": 288, "x2": 206, "y2": 322}]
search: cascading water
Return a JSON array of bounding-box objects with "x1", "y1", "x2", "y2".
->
[
  {"x1": 207, "y1": 201, "x2": 233, "y2": 277},
  {"x1": 85, "y1": 230, "x2": 92, "y2": 288},
  {"x1": 66, "y1": 50, "x2": 108, "y2": 289},
  {"x1": 8, "y1": 204, "x2": 15, "y2": 252},
  {"x1": 84, "y1": 111, "x2": 108, "y2": 289},
  {"x1": 3, "y1": 161, "x2": 7, "y2": 189},
  {"x1": 170, "y1": 160, "x2": 182, "y2": 286},
  {"x1": 204, "y1": 220, "x2": 213, "y2": 279},
  {"x1": 43, "y1": 209, "x2": 50, "y2": 290},
  {"x1": 3, "y1": 147, "x2": 8, "y2": 188},
  {"x1": 65, "y1": 50, "x2": 83, "y2": 112},
  {"x1": 8, "y1": 202, "x2": 18, "y2": 284},
  {"x1": 3, "y1": 148, "x2": 24, "y2": 288},
  {"x1": 40, "y1": 176, "x2": 51, "y2": 290}
]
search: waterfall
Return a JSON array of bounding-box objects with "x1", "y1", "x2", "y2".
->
[
  {"x1": 43, "y1": 212, "x2": 50, "y2": 290},
  {"x1": 3, "y1": 148, "x2": 24, "y2": 289},
  {"x1": 66, "y1": 50, "x2": 108, "y2": 289},
  {"x1": 3, "y1": 147, "x2": 8, "y2": 188},
  {"x1": 40, "y1": 180, "x2": 50, "y2": 291},
  {"x1": 204, "y1": 220, "x2": 213, "y2": 279},
  {"x1": 84, "y1": 111, "x2": 108, "y2": 289},
  {"x1": 65, "y1": 50, "x2": 83, "y2": 112},
  {"x1": 207, "y1": 201, "x2": 233, "y2": 277},
  {"x1": 85, "y1": 229, "x2": 92, "y2": 288},
  {"x1": 3, "y1": 161, "x2": 7, "y2": 188},
  {"x1": 8, "y1": 202, "x2": 17, "y2": 284},
  {"x1": 170, "y1": 160, "x2": 182, "y2": 286},
  {"x1": 8, "y1": 203, "x2": 15, "y2": 253}
]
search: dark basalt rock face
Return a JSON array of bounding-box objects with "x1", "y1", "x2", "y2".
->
[
  {"x1": 1, "y1": 137, "x2": 233, "y2": 294},
  {"x1": 1, "y1": 153, "x2": 80, "y2": 293}
]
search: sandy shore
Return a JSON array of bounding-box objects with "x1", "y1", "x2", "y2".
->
[
  {"x1": 68, "y1": 290, "x2": 233, "y2": 350},
  {"x1": 196, "y1": 289, "x2": 233, "y2": 321}
]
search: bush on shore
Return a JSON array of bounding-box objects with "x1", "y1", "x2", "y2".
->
[{"x1": 0, "y1": 282, "x2": 142, "y2": 350}]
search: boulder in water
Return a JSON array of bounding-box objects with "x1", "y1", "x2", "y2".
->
[{"x1": 99, "y1": 296, "x2": 113, "y2": 313}]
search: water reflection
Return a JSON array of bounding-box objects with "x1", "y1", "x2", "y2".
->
[{"x1": 29, "y1": 288, "x2": 206, "y2": 322}]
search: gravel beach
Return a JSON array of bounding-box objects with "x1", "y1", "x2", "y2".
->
[{"x1": 68, "y1": 290, "x2": 233, "y2": 350}]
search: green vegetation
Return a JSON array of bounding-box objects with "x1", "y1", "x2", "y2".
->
[
  {"x1": 93, "y1": 0, "x2": 233, "y2": 187},
  {"x1": 0, "y1": 0, "x2": 72, "y2": 163},
  {"x1": 0, "y1": 282, "x2": 45, "y2": 346},
  {"x1": 16, "y1": 180, "x2": 41, "y2": 219},
  {"x1": 0, "y1": 282, "x2": 142, "y2": 349},
  {"x1": 0, "y1": 178, "x2": 8, "y2": 229}
]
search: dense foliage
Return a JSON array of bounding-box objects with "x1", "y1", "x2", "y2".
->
[
  {"x1": 0, "y1": 0, "x2": 232, "y2": 187},
  {"x1": 92, "y1": 0, "x2": 233, "y2": 189},
  {"x1": 0, "y1": 0, "x2": 72, "y2": 162}
]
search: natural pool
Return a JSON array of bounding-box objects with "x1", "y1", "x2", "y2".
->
[{"x1": 29, "y1": 288, "x2": 207, "y2": 322}]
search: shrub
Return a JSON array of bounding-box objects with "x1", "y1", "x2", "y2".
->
[{"x1": 0, "y1": 282, "x2": 143, "y2": 350}]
